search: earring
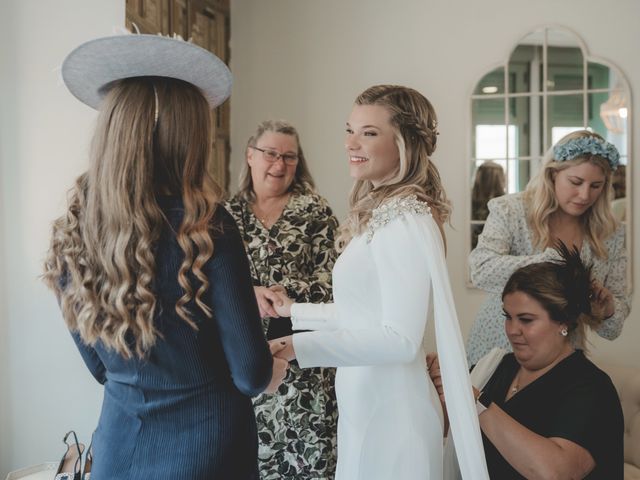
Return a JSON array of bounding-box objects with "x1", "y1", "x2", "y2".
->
[{"x1": 560, "y1": 328, "x2": 568, "y2": 337}]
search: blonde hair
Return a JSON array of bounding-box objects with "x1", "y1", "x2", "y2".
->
[
  {"x1": 525, "y1": 130, "x2": 617, "y2": 259},
  {"x1": 236, "y1": 119, "x2": 315, "y2": 202},
  {"x1": 338, "y1": 85, "x2": 451, "y2": 247},
  {"x1": 43, "y1": 77, "x2": 222, "y2": 358}
]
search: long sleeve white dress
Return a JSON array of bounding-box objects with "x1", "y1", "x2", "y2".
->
[{"x1": 290, "y1": 196, "x2": 488, "y2": 480}]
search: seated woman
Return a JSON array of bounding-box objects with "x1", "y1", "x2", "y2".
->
[{"x1": 434, "y1": 244, "x2": 623, "y2": 479}]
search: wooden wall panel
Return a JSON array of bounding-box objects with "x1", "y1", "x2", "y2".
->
[{"x1": 125, "y1": 0, "x2": 231, "y2": 190}]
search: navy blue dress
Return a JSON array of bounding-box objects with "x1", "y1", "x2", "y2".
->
[{"x1": 69, "y1": 200, "x2": 273, "y2": 479}]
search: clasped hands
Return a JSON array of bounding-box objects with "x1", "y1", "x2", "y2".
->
[
  {"x1": 263, "y1": 336, "x2": 297, "y2": 394},
  {"x1": 256, "y1": 285, "x2": 296, "y2": 394},
  {"x1": 253, "y1": 285, "x2": 294, "y2": 318}
]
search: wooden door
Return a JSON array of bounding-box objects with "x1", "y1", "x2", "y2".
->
[{"x1": 125, "y1": 0, "x2": 231, "y2": 190}]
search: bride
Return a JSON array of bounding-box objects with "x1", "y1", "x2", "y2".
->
[{"x1": 271, "y1": 84, "x2": 488, "y2": 480}]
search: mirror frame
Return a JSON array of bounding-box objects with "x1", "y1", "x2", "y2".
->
[{"x1": 466, "y1": 25, "x2": 633, "y2": 293}]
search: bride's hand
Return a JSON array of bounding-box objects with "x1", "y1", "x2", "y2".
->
[
  {"x1": 253, "y1": 286, "x2": 280, "y2": 318},
  {"x1": 273, "y1": 292, "x2": 294, "y2": 317},
  {"x1": 269, "y1": 336, "x2": 296, "y2": 362}
]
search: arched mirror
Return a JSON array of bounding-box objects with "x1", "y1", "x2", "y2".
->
[{"x1": 468, "y1": 26, "x2": 632, "y2": 291}]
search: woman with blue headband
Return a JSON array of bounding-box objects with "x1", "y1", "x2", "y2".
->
[{"x1": 467, "y1": 130, "x2": 630, "y2": 365}]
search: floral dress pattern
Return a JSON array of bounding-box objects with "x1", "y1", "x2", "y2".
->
[{"x1": 226, "y1": 190, "x2": 339, "y2": 479}]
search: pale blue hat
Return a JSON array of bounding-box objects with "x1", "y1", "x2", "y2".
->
[{"x1": 62, "y1": 33, "x2": 232, "y2": 109}]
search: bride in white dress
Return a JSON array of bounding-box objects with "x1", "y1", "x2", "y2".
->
[{"x1": 272, "y1": 85, "x2": 488, "y2": 480}]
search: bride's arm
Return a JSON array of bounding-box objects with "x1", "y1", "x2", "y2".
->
[
  {"x1": 289, "y1": 213, "x2": 431, "y2": 367},
  {"x1": 271, "y1": 292, "x2": 339, "y2": 331}
]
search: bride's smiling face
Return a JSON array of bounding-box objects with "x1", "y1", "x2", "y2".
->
[{"x1": 345, "y1": 104, "x2": 400, "y2": 187}]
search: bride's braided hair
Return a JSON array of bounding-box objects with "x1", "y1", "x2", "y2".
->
[{"x1": 338, "y1": 85, "x2": 451, "y2": 248}]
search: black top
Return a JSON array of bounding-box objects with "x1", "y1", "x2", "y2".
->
[
  {"x1": 479, "y1": 351, "x2": 623, "y2": 479},
  {"x1": 68, "y1": 199, "x2": 272, "y2": 479}
]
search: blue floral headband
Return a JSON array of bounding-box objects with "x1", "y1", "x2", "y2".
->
[{"x1": 553, "y1": 136, "x2": 620, "y2": 171}]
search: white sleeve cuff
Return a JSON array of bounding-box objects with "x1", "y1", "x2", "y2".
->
[{"x1": 291, "y1": 302, "x2": 337, "y2": 331}]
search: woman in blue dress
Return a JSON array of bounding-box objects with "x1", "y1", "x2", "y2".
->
[{"x1": 43, "y1": 32, "x2": 287, "y2": 479}]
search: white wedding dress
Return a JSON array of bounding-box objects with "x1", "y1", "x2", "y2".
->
[{"x1": 291, "y1": 196, "x2": 488, "y2": 480}]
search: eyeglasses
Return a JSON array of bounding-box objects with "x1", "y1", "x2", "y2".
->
[{"x1": 250, "y1": 146, "x2": 299, "y2": 165}]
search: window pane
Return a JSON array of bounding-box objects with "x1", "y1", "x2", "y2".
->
[
  {"x1": 547, "y1": 46, "x2": 583, "y2": 91},
  {"x1": 547, "y1": 94, "x2": 584, "y2": 150},
  {"x1": 474, "y1": 126, "x2": 517, "y2": 159},
  {"x1": 509, "y1": 97, "x2": 531, "y2": 157},
  {"x1": 508, "y1": 44, "x2": 543, "y2": 93},
  {"x1": 587, "y1": 62, "x2": 611, "y2": 89},
  {"x1": 507, "y1": 159, "x2": 533, "y2": 194},
  {"x1": 473, "y1": 67, "x2": 505, "y2": 95},
  {"x1": 472, "y1": 98, "x2": 506, "y2": 158}
]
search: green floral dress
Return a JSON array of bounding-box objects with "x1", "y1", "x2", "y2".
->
[{"x1": 225, "y1": 190, "x2": 339, "y2": 479}]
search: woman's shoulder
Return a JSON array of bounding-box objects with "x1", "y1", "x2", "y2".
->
[
  {"x1": 291, "y1": 189, "x2": 330, "y2": 208},
  {"x1": 487, "y1": 192, "x2": 525, "y2": 213},
  {"x1": 198, "y1": 203, "x2": 232, "y2": 235},
  {"x1": 366, "y1": 194, "x2": 432, "y2": 242},
  {"x1": 605, "y1": 222, "x2": 626, "y2": 246},
  {"x1": 556, "y1": 351, "x2": 618, "y2": 394},
  {"x1": 223, "y1": 194, "x2": 246, "y2": 218},
  {"x1": 289, "y1": 190, "x2": 336, "y2": 219}
]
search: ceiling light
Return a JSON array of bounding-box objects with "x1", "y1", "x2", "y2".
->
[{"x1": 482, "y1": 86, "x2": 498, "y2": 94}]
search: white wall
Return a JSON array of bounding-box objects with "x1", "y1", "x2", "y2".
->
[
  {"x1": 1, "y1": 0, "x2": 638, "y2": 475},
  {"x1": 229, "y1": 0, "x2": 640, "y2": 365},
  {"x1": 0, "y1": 0, "x2": 15, "y2": 472},
  {"x1": 0, "y1": 0, "x2": 124, "y2": 474}
]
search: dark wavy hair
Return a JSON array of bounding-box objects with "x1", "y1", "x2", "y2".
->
[{"x1": 502, "y1": 242, "x2": 606, "y2": 350}]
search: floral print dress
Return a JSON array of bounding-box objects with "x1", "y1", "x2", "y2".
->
[{"x1": 226, "y1": 190, "x2": 339, "y2": 479}]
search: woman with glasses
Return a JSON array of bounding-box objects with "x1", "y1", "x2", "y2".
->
[{"x1": 226, "y1": 120, "x2": 339, "y2": 479}]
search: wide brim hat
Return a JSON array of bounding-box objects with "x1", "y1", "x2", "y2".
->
[{"x1": 61, "y1": 33, "x2": 232, "y2": 109}]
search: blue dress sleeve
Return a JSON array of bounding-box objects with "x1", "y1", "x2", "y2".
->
[
  {"x1": 58, "y1": 272, "x2": 107, "y2": 384},
  {"x1": 208, "y1": 208, "x2": 273, "y2": 396}
]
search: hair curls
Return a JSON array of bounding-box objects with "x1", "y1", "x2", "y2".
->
[{"x1": 43, "y1": 77, "x2": 222, "y2": 358}]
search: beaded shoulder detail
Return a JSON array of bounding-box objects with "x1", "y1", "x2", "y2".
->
[{"x1": 365, "y1": 195, "x2": 432, "y2": 242}]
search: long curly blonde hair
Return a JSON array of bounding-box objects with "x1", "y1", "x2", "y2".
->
[
  {"x1": 338, "y1": 85, "x2": 451, "y2": 248},
  {"x1": 524, "y1": 130, "x2": 617, "y2": 259},
  {"x1": 43, "y1": 77, "x2": 222, "y2": 358}
]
